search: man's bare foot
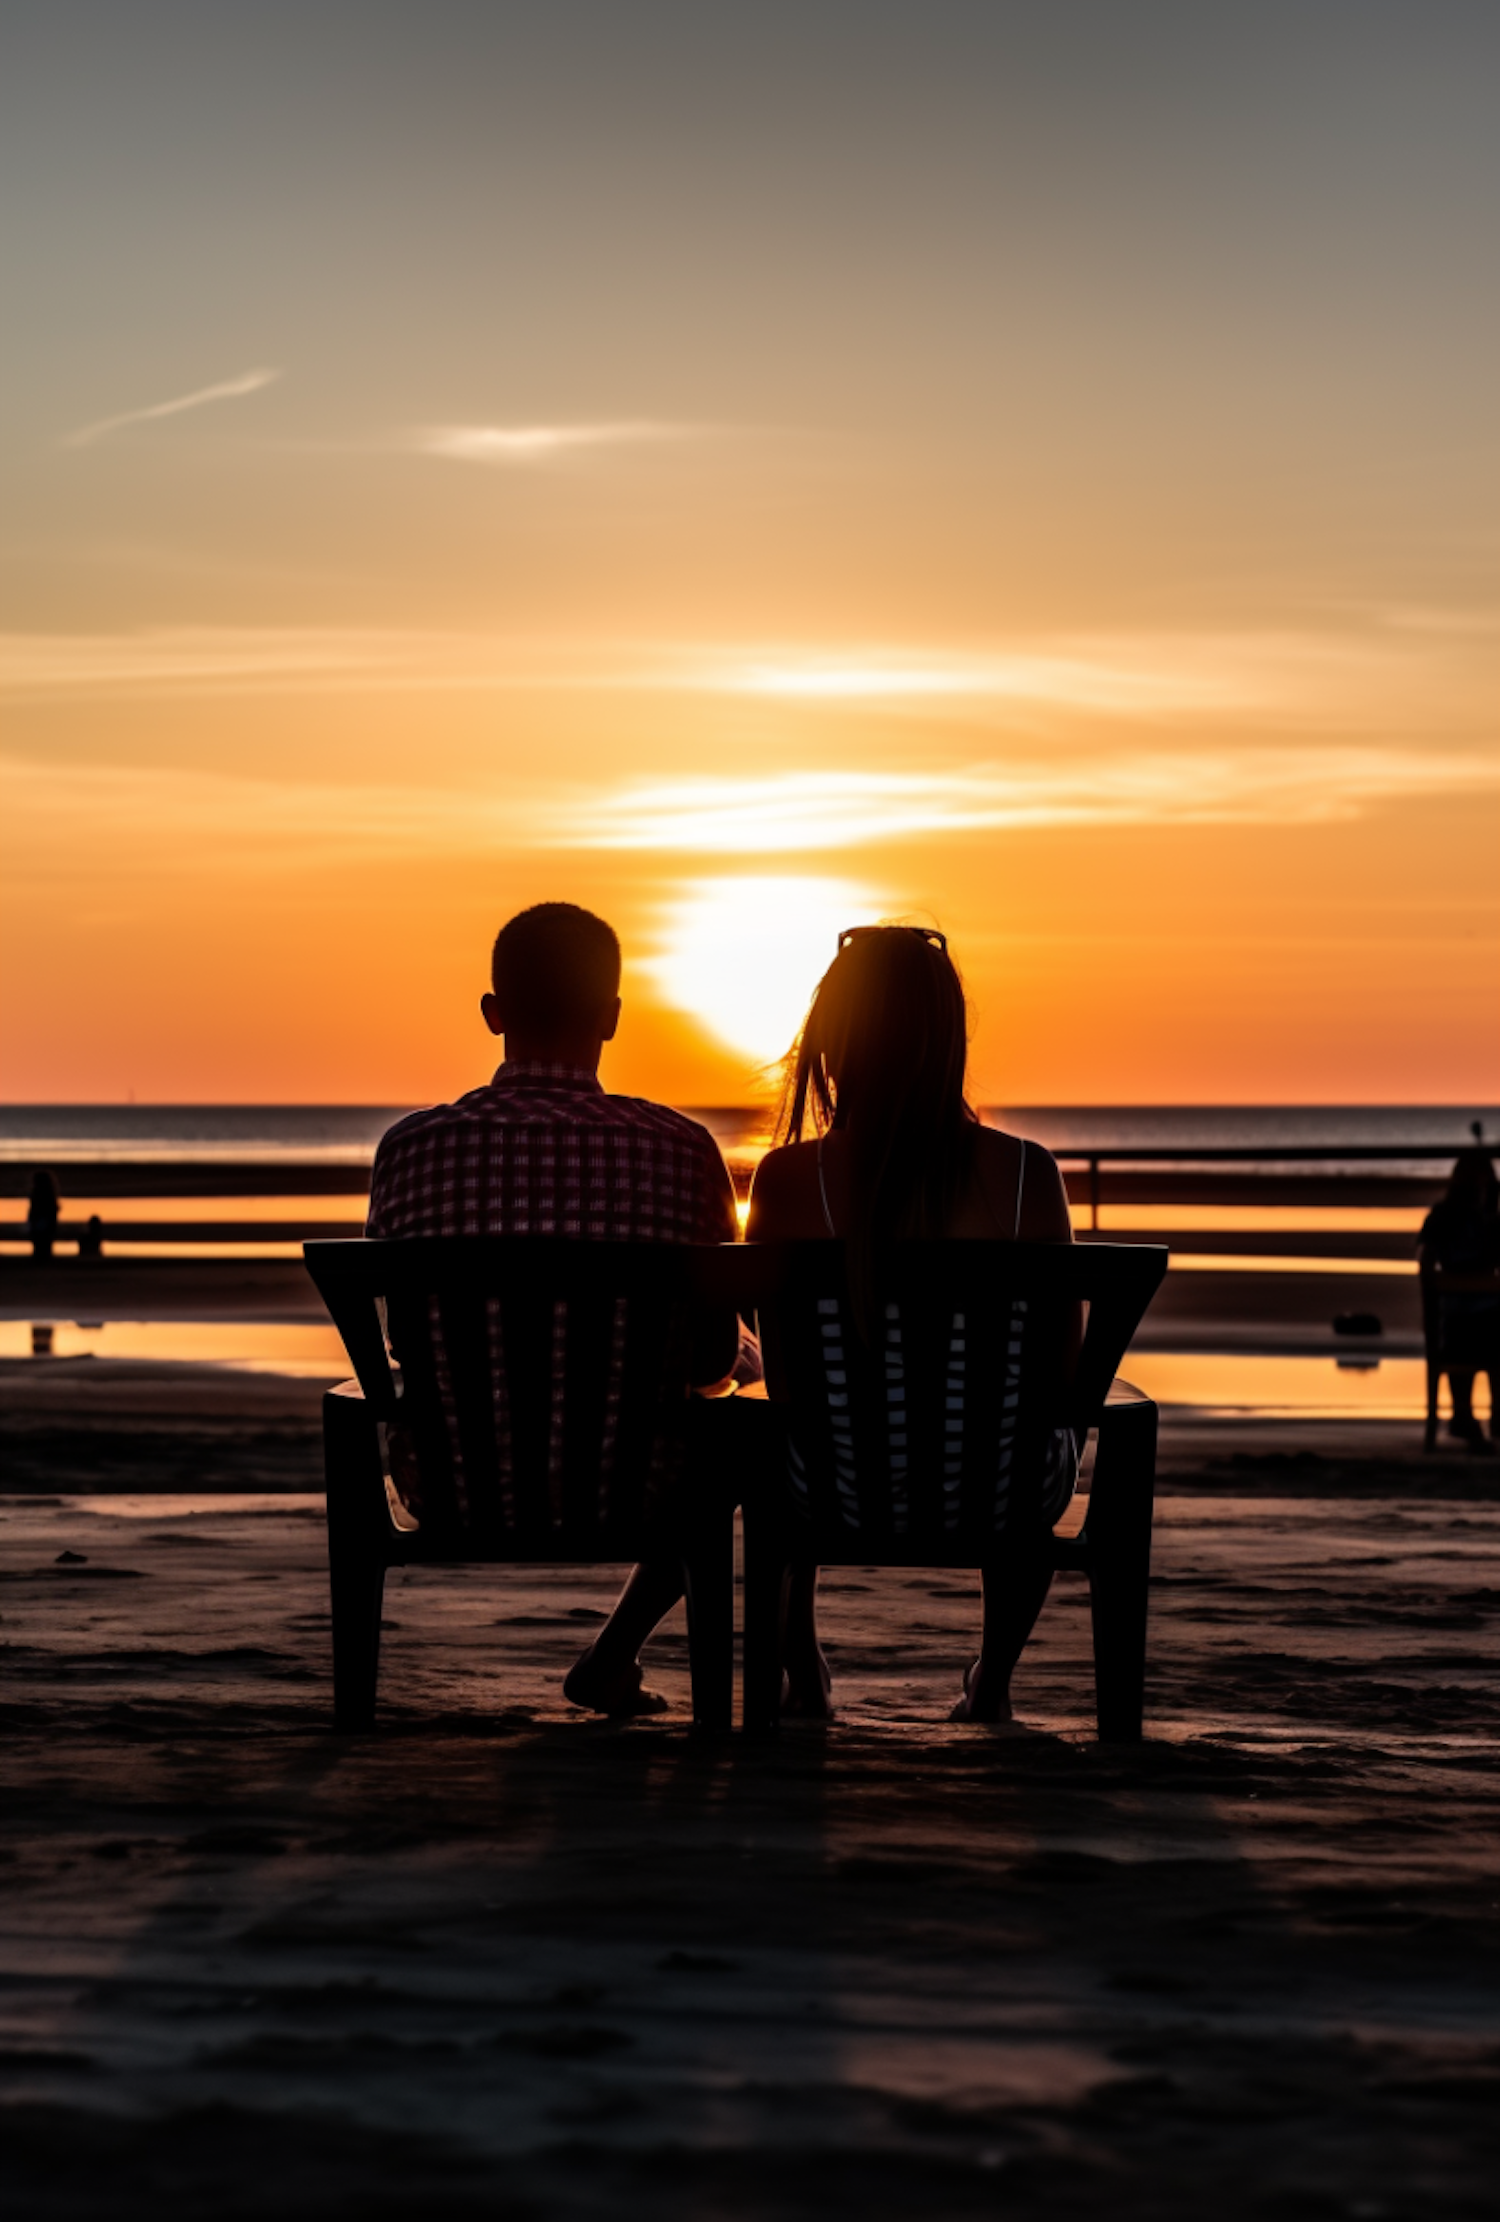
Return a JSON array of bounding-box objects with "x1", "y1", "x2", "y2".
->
[
  {"x1": 563, "y1": 1643, "x2": 669, "y2": 1717},
  {"x1": 781, "y1": 1648, "x2": 834, "y2": 1720},
  {"x1": 949, "y1": 1658, "x2": 1014, "y2": 1723}
]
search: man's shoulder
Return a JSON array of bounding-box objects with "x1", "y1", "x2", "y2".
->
[
  {"x1": 599, "y1": 1092, "x2": 722, "y2": 1151},
  {"x1": 372, "y1": 1091, "x2": 500, "y2": 1155},
  {"x1": 372, "y1": 1087, "x2": 722, "y2": 1156}
]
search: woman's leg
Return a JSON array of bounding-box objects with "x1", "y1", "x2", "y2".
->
[
  {"x1": 951, "y1": 1554, "x2": 1055, "y2": 1722},
  {"x1": 782, "y1": 1562, "x2": 833, "y2": 1716}
]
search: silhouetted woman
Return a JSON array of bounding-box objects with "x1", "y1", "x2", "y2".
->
[{"x1": 746, "y1": 924, "x2": 1077, "y2": 1720}]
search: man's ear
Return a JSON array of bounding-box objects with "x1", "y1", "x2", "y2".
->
[
  {"x1": 600, "y1": 995, "x2": 622, "y2": 1043},
  {"x1": 480, "y1": 991, "x2": 505, "y2": 1037}
]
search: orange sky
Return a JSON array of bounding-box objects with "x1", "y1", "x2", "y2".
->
[{"x1": 2, "y1": 8, "x2": 1497, "y2": 1106}]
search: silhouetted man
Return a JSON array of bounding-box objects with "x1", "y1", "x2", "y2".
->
[{"x1": 367, "y1": 902, "x2": 747, "y2": 1711}]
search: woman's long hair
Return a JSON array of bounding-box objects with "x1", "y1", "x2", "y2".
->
[{"x1": 776, "y1": 925, "x2": 979, "y2": 1316}]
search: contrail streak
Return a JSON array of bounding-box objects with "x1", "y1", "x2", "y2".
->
[{"x1": 63, "y1": 368, "x2": 281, "y2": 449}]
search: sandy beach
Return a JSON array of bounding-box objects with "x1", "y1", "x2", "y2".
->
[{"x1": 3, "y1": 1361, "x2": 1498, "y2": 2221}]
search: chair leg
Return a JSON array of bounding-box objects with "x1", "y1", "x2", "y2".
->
[
  {"x1": 330, "y1": 1545, "x2": 386, "y2": 1732},
  {"x1": 682, "y1": 1506, "x2": 734, "y2": 1735},
  {"x1": 1083, "y1": 1398, "x2": 1157, "y2": 1743},
  {"x1": 741, "y1": 1511, "x2": 788, "y2": 1734},
  {"x1": 324, "y1": 1387, "x2": 392, "y2": 1732}
]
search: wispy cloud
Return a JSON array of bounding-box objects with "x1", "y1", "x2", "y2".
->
[
  {"x1": 694, "y1": 650, "x2": 1254, "y2": 717},
  {"x1": 414, "y1": 422, "x2": 682, "y2": 465},
  {"x1": 0, "y1": 629, "x2": 604, "y2": 698},
  {"x1": 0, "y1": 753, "x2": 496, "y2": 877},
  {"x1": 0, "y1": 626, "x2": 1369, "y2": 713},
  {"x1": 556, "y1": 753, "x2": 1500, "y2": 852},
  {"x1": 1, "y1": 623, "x2": 1490, "y2": 752},
  {"x1": 6, "y1": 743, "x2": 1497, "y2": 894},
  {"x1": 62, "y1": 368, "x2": 281, "y2": 450}
]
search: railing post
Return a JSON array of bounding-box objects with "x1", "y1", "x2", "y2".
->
[{"x1": 1089, "y1": 1155, "x2": 1100, "y2": 1233}]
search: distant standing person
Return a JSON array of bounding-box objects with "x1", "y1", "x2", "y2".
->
[
  {"x1": 26, "y1": 1171, "x2": 60, "y2": 1260},
  {"x1": 1419, "y1": 1147, "x2": 1500, "y2": 1449}
]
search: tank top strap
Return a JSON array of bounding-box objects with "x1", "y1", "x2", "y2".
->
[{"x1": 816, "y1": 1134, "x2": 837, "y2": 1236}]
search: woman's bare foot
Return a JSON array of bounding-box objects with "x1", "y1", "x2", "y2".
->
[
  {"x1": 781, "y1": 1647, "x2": 834, "y2": 1719},
  {"x1": 948, "y1": 1657, "x2": 1014, "y2": 1723},
  {"x1": 562, "y1": 1642, "x2": 669, "y2": 1717}
]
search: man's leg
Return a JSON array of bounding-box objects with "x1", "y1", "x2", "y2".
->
[
  {"x1": 564, "y1": 1399, "x2": 770, "y2": 1714},
  {"x1": 782, "y1": 1563, "x2": 833, "y2": 1717},
  {"x1": 563, "y1": 1557, "x2": 684, "y2": 1714}
]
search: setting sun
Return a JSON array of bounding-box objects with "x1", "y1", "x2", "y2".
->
[{"x1": 646, "y1": 876, "x2": 883, "y2": 1068}]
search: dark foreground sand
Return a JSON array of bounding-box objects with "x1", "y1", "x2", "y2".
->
[{"x1": 2, "y1": 1383, "x2": 1498, "y2": 2221}]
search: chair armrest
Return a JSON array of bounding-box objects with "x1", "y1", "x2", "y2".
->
[
  {"x1": 1075, "y1": 1391, "x2": 1158, "y2": 1558},
  {"x1": 323, "y1": 1381, "x2": 407, "y2": 1552}
]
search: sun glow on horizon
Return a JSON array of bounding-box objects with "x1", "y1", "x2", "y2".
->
[{"x1": 647, "y1": 876, "x2": 884, "y2": 1067}]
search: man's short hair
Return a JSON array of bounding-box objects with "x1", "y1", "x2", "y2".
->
[{"x1": 490, "y1": 903, "x2": 621, "y2": 1034}]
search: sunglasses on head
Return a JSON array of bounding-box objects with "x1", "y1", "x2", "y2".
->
[
  {"x1": 831, "y1": 924, "x2": 951, "y2": 951},
  {"x1": 837, "y1": 925, "x2": 948, "y2": 953}
]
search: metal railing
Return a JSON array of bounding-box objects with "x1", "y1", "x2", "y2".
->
[{"x1": 1, "y1": 1140, "x2": 1484, "y2": 1260}]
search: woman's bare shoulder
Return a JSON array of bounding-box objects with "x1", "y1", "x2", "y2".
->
[
  {"x1": 747, "y1": 1139, "x2": 826, "y2": 1240},
  {"x1": 977, "y1": 1123, "x2": 1064, "y2": 1168},
  {"x1": 972, "y1": 1125, "x2": 1071, "y2": 1239},
  {"x1": 1019, "y1": 1135, "x2": 1073, "y2": 1238},
  {"x1": 971, "y1": 1124, "x2": 1022, "y2": 1166},
  {"x1": 751, "y1": 1138, "x2": 820, "y2": 1185}
]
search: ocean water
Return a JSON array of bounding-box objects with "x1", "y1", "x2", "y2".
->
[
  {"x1": 2, "y1": 1102, "x2": 1495, "y2": 1165},
  {"x1": 0, "y1": 1105, "x2": 405, "y2": 1164},
  {"x1": 992, "y1": 1106, "x2": 1498, "y2": 1155}
]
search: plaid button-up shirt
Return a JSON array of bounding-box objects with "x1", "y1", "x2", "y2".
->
[
  {"x1": 366, "y1": 1063, "x2": 743, "y2": 1525},
  {"x1": 366, "y1": 1062, "x2": 738, "y2": 1247}
]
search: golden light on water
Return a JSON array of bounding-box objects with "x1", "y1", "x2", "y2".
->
[{"x1": 647, "y1": 877, "x2": 882, "y2": 1068}]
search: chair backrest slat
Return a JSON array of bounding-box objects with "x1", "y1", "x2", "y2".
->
[
  {"x1": 739, "y1": 1240, "x2": 1165, "y2": 1547},
  {"x1": 557, "y1": 1289, "x2": 616, "y2": 1530},
  {"x1": 492, "y1": 1286, "x2": 562, "y2": 1536},
  {"x1": 306, "y1": 1239, "x2": 698, "y2": 1541},
  {"x1": 436, "y1": 1289, "x2": 507, "y2": 1538}
]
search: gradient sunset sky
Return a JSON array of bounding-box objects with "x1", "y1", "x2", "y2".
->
[{"x1": 2, "y1": 2, "x2": 1496, "y2": 1107}]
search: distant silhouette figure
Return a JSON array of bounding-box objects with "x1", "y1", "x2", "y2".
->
[
  {"x1": 1419, "y1": 1142, "x2": 1500, "y2": 1450},
  {"x1": 26, "y1": 1171, "x2": 60, "y2": 1260},
  {"x1": 746, "y1": 922, "x2": 1079, "y2": 1721},
  {"x1": 77, "y1": 1214, "x2": 104, "y2": 1258}
]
